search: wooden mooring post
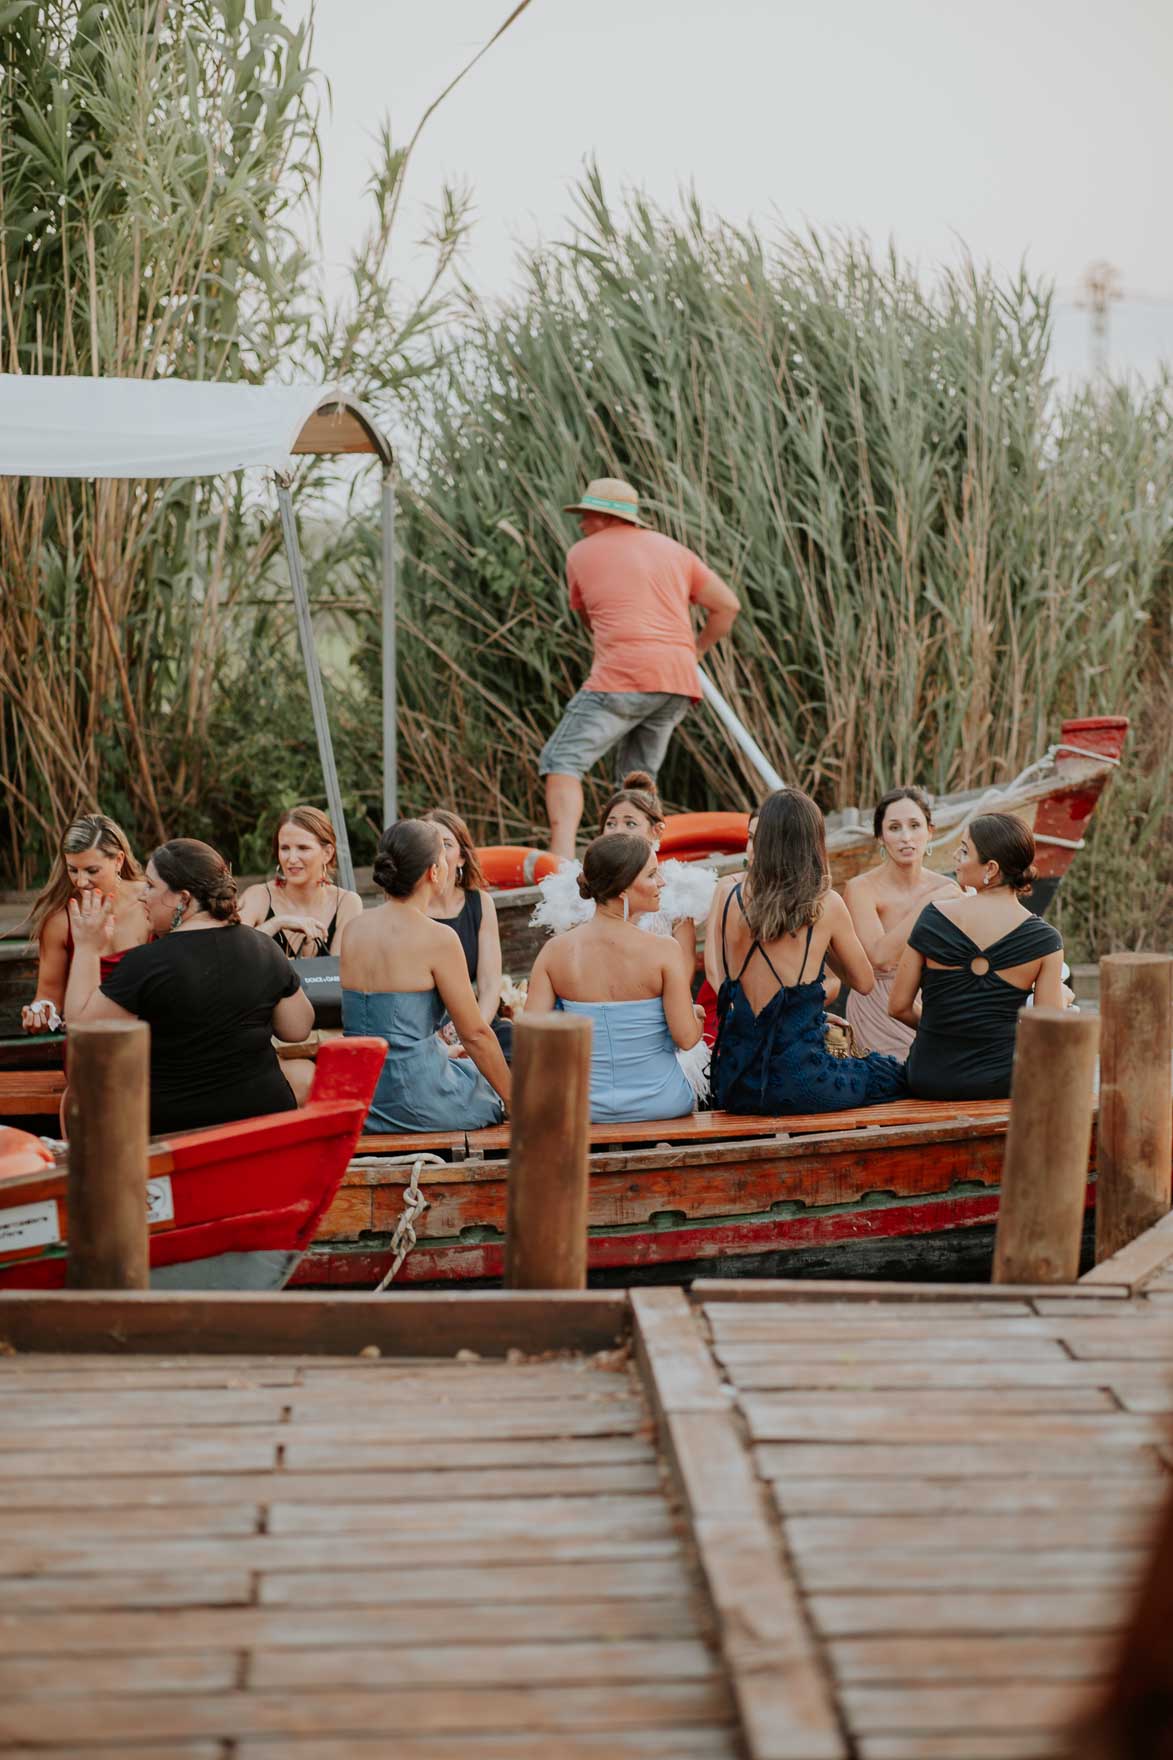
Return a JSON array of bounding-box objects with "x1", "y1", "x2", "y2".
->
[
  {"x1": 65, "y1": 1019, "x2": 150, "y2": 1290},
  {"x1": 1095, "y1": 951, "x2": 1173, "y2": 1265},
  {"x1": 992, "y1": 1006, "x2": 1100, "y2": 1284},
  {"x1": 504, "y1": 1012, "x2": 592, "y2": 1290}
]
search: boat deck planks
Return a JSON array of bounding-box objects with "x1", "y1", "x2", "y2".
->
[{"x1": 4, "y1": 1221, "x2": 1173, "y2": 1757}]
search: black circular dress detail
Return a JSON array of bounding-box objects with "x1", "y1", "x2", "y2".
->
[{"x1": 905, "y1": 903, "x2": 1063, "y2": 1101}]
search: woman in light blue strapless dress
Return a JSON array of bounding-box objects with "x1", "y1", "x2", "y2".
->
[
  {"x1": 340, "y1": 820, "x2": 510, "y2": 1133},
  {"x1": 526, "y1": 833, "x2": 701, "y2": 1125}
]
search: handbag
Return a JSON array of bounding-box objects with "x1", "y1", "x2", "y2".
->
[
  {"x1": 824, "y1": 1015, "x2": 868, "y2": 1060},
  {"x1": 292, "y1": 955, "x2": 342, "y2": 1029}
]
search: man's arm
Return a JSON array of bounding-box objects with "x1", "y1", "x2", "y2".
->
[{"x1": 693, "y1": 571, "x2": 740, "y2": 656}]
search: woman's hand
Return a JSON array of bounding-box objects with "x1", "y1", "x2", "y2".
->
[
  {"x1": 21, "y1": 1000, "x2": 60, "y2": 1035},
  {"x1": 69, "y1": 892, "x2": 115, "y2": 954}
]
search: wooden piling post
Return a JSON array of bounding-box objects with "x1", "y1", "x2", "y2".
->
[
  {"x1": 992, "y1": 1006, "x2": 1100, "y2": 1284},
  {"x1": 1095, "y1": 951, "x2": 1173, "y2": 1265},
  {"x1": 504, "y1": 1012, "x2": 592, "y2": 1290},
  {"x1": 65, "y1": 1019, "x2": 151, "y2": 1291}
]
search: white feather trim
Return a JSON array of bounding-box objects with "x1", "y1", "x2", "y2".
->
[
  {"x1": 657, "y1": 860, "x2": 718, "y2": 925},
  {"x1": 675, "y1": 1036, "x2": 710, "y2": 1104},
  {"x1": 530, "y1": 860, "x2": 594, "y2": 934}
]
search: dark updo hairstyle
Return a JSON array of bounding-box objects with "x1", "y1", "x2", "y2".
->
[
  {"x1": 873, "y1": 785, "x2": 934, "y2": 841},
  {"x1": 599, "y1": 770, "x2": 665, "y2": 836},
  {"x1": 152, "y1": 839, "x2": 239, "y2": 924},
  {"x1": 577, "y1": 833, "x2": 653, "y2": 905},
  {"x1": 373, "y1": 819, "x2": 443, "y2": 900},
  {"x1": 745, "y1": 787, "x2": 830, "y2": 941},
  {"x1": 967, "y1": 813, "x2": 1039, "y2": 896}
]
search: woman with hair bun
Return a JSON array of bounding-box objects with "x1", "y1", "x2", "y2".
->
[
  {"x1": 21, "y1": 812, "x2": 149, "y2": 1034},
  {"x1": 238, "y1": 805, "x2": 362, "y2": 957},
  {"x1": 843, "y1": 786, "x2": 961, "y2": 1056},
  {"x1": 66, "y1": 838, "x2": 313, "y2": 1134},
  {"x1": 525, "y1": 833, "x2": 702, "y2": 1123},
  {"x1": 532, "y1": 770, "x2": 716, "y2": 970},
  {"x1": 340, "y1": 819, "x2": 510, "y2": 1132},
  {"x1": 889, "y1": 812, "x2": 1066, "y2": 1100}
]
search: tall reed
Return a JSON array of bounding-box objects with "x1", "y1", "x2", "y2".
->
[{"x1": 376, "y1": 173, "x2": 1171, "y2": 929}]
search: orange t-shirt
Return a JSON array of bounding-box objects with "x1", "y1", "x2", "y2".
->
[{"x1": 567, "y1": 525, "x2": 718, "y2": 699}]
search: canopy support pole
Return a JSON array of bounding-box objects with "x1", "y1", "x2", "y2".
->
[
  {"x1": 382, "y1": 467, "x2": 397, "y2": 827},
  {"x1": 276, "y1": 477, "x2": 356, "y2": 893},
  {"x1": 698, "y1": 669, "x2": 785, "y2": 795}
]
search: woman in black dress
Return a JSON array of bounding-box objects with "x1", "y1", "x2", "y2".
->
[
  {"x1": 889, "y1": 814, "x2": 1066, "y2": 1101},
  {"x1": 65, "y1": 838, "x2": 314, "y2": 1135},
  {"x1": 421, "y1": 808, "x2": 508, "y2": 1054}
]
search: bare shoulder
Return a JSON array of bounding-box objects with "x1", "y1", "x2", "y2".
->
[
  {"x1": 42, "y1": 907, "x2": 70, "y2": 947},
  {"x1": 237, "y1": 882, "x2": 268, "y2": 918},
  {"x1": 842, "y1": 869, "x2": 876, "y2": 900},
  {"x1": 926, "y1": 873, "x2": 962, "y2": 899},
  {"x1": 823, "y1": 888, "x2": 851, "y2": 923},
  {"x1": 335, "y1": 889, "x2": 364, "y2": 921},
  {"x1": 479, "y1": 887, "x2": 499, "y2": 923}
]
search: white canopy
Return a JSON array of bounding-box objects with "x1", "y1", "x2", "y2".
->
[{"x1": 0, "y1": 374, "x2": 392, "y2": 478}]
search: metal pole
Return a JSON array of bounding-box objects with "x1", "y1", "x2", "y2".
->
[
  {"x1": 276, "y1": 478, "x2": 356, "y2": 893},
  {"x1": 698, "y1": 669, "x2": 785, "y2": 795},
  {"x1": 381, "y1": 467, "x2": 398, "y2": 828}
]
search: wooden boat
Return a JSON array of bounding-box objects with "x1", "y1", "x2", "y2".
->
[
  {"x1": 0, "y1": 1038, "x2": 384, "y2": 1291},
  {"x1": 292, "y1": 1096, "x2": 1103, "y2": 1290},
  {"x1": 0, "y1": 714, "x2": 1129, "y2": 1053},
  {"x1": 487, "y1": 714, "x2": 1129, "y2": 974}
]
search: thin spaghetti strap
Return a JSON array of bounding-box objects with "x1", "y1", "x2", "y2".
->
[
  {"x1": 795, "y1": 922, "x2": 815, "y2": 987},
  {"x1": 719, "y1": 884, "x2": 740, "y2": 976}
]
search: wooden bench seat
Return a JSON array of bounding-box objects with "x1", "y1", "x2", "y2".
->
[
  {"x1": 0, "y1": 1069, "x2": 66, "y2": 1118},
  {"x1": 354, "y1": 1098, "x2": 1015, "y2": 1159}
]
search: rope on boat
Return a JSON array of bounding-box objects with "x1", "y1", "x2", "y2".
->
[
  {"x1": 927, "y1": 741, "x2": 1119, "y2": 851},
  {"x1": 360, "y1": 1153, "x2": 444, "y2": 1292}
]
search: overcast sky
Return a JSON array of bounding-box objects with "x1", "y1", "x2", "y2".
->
[{"x1": 301, "y1": 0, "x2": 1173, "y2": 380}]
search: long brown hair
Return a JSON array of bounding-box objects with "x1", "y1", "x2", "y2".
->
[
  {"x1": 272, "y1": 805, "x2": 338, "y2": 883},
  {"x1": 744, "y1": 788, "x2": 829, "y2": 942},
  {"x1": 421, "y1": 807, "x2": 487, "y2": 891},
  {"x1": 27, "y1": 812, "x2": 142, "y2": 940}
]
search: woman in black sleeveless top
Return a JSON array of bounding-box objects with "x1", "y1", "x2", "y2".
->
[
  {"x1": 889, "y1": 814, "x2": 1066, "y2": 1100},
  {"x1": 422, "y1": 809, "x2": 507, "y2": 1051}
]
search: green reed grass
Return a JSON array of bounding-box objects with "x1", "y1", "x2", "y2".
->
[{"x1": 372, "y1": 172, "x2": 1171, "y2": 951}]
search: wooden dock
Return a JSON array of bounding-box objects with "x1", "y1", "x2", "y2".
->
[{"x1": 2, "y1": 1226, "x2": 1173, "y2": 1759}]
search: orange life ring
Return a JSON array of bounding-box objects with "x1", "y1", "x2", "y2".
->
[
  {"x1": 477, "y1": 846, "x2": 564, "y2": 890},
  {"x1": 657, "y1": 812, "x2": 751, "y2": 862},
  {"x1": 0, "y1": 1127, "x2": 54, "y2": 1184}
]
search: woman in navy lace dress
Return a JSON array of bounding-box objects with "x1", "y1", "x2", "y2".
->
[
  {"x1": 889, "y1": 814, "x2": 1066, "y2": 1100},
  {"x1": 708, "y1": 788, "x2": 908, "y2": 1115}
]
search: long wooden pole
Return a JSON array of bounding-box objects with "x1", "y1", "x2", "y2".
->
[
  {"x1": 504, "y1": 1012, "x2": 592, "y2": 1290},
  {"x1": 1095, "y1": 951, "x2": 1173, "y2": 1264},
  {"x1": 65, "y1": 1019, "x2": 150, "y2": 1291},
  {"x1": 992, "y1": 1006, "x2": 1100, "y2": 1284}
]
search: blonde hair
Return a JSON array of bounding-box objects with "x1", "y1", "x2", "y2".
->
[{"x1": 27, "y1": 813, "x2": 142, "y2": 940}]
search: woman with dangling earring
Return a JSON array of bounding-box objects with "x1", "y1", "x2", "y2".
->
[
  {"x1": 21, "y1": 812, "x2": 149, "y2": 1034},
  {"x1": 239, "y1": 806, "x2": 362, "y2": 958},
  {"x1": 842, "y1": 787, "x2": 961, "y2": 1056},
  {"x1": 525, "y1": 833, "x2": 702, "y2": 1122},
  {"x1": 889, "y1": 813, "x2": 1067, "y2": 1100},
  {"x1": 420, "y1": 808, "x2": 505, "y2": 1046},
  {"x1": 65, "y1": 838, "x2": 314, "y2": 1134}
]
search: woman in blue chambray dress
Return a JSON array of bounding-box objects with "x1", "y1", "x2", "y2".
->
[
  {"x1": 525, "y1": 833, "x2": 702, "y2": 1124},
  {"x1": 707, "y1": 788, "x2": 908, "y2": 1115},
  {"x1": 340, "y1": 820, "x2": 510, "y2": 1133}
]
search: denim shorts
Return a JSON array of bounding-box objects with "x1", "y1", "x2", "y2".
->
[{"x1": 538, "y1": 689, "x2": 692, "y2": 781}]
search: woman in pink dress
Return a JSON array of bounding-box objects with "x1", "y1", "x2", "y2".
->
[{"x1": 842, "y1": 787, "x2": 960, "y2": 1056}]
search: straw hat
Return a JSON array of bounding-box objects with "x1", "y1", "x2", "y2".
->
[{"x1": 562, "y1": 477, "x2": 647, "y2": 527}]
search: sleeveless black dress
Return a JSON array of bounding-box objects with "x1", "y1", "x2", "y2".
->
[
  {"x1": 711, "y1": 886, "x2": 908, "y2": 1115},
  {"x1": 436, "y1": 889, "x2": 513, "y2": 1063},
  {"x1": 906, "y1": 904, "x2": 1063, "y2": 1101}
]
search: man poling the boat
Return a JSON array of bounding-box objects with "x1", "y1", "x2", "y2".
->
[{"x1": 539, "y1": 477, "x2": 741, "y2": 860}]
